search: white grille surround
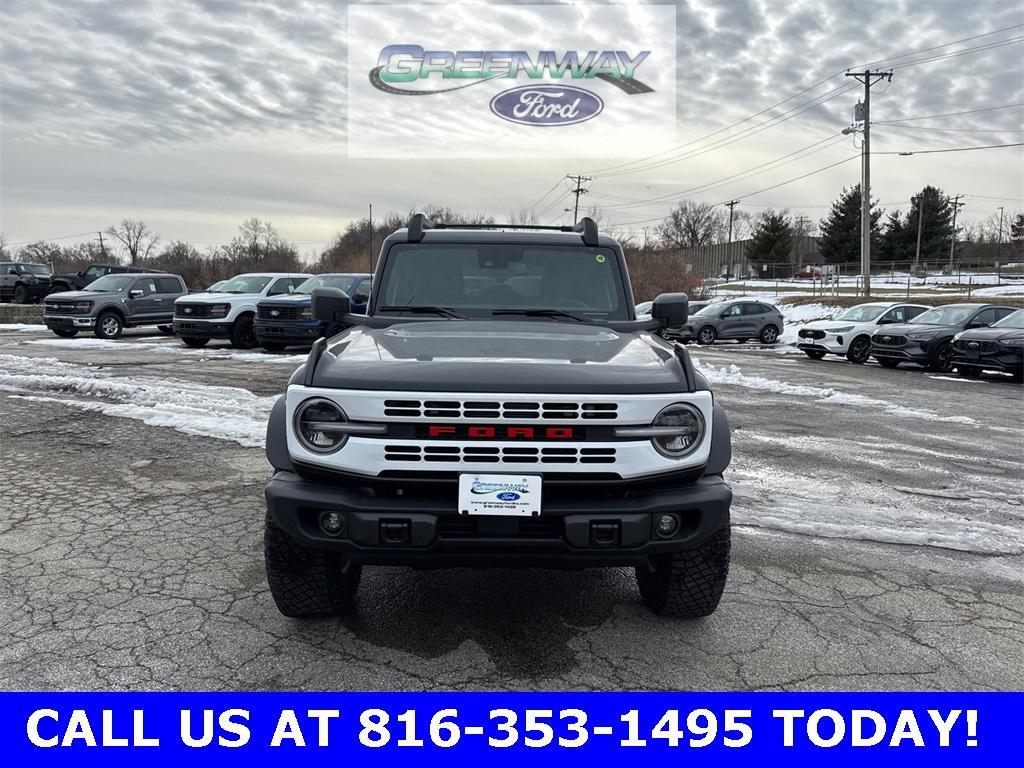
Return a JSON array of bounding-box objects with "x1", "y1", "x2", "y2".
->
[{"x1": 285, "y1": 386, "x2": 714, "y2": 480}]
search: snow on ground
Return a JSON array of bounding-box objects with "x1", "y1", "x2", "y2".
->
[
  {"x1": 0, "y1": 354, "x2": 276, "y2": 446},
  {"x1": 25, "y1": 337, "x2": 307, "y2": 364},
  {"x1": 972, "y1": 283, "x2": 1024, "y2": 297},
  {"x1": 0, "y1": 324, "x2": 48, "y2": 332}
]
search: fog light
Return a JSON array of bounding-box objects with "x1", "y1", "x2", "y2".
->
[
  {"x1": 655, "y1": 513, "x2": 679, "y2": 538},
  {"x1": 319, "y1": 511, "x2": 345, "y2": 536}
]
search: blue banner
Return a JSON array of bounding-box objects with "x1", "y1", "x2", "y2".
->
[{"x1": 0, "y1": 692, "x2": 1014, "y2": 766}]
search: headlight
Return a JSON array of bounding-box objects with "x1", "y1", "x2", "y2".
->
[
  {"x1": 615, "y1": 403, "x2": 705, "y2": 459},
  {"x1": 209, "y1": 304, "x2": 230, "y2": 318},
  {"x1": 73, "y1": 301, "x2": 92, "y2": 312},
  {"x1": 300, "y1": 306, "x2": 313, "y2": 319},
  {"x1": 999, "y1": 337, "x2": 1024, "y2": 347},
  {"x1": 294, "y1": 398, "x2": 349, "y2": 453},
  {"x1": 826, "y1": 325, "x2": 854, "y2": 333},
  {"x1": 907, "y1": 332, "x2": 933, "y2": 340}
]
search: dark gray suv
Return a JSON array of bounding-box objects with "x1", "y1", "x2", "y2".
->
[
  {"x1": 679, "y1": 299, "x2": 784, "y2": 345},
  {"x1": 44, "y1": 273, "x2": 188, "y2": 339}
]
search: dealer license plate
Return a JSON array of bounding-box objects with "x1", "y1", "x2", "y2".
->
[{"x1": 457, "y1": 474, "x2": 542, "y2": 517}]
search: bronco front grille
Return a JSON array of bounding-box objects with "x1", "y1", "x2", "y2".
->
[
  {"x1": 175, "y1": 303, "x2": 212, "y2": 318},
  {"x1": 382, "y1": 399, "x2": 618, "y2": 420},
  {"x1": 383, "y1": 445, "x2": 617, "y2": 464}
]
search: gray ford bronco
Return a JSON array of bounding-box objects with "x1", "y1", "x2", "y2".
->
[{"x1": 263, "y1": 215, "x2": 733, "y2": 619}]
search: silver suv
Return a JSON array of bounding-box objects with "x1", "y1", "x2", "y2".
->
[{"x1": 679, "y1": 299, "x2": 784, "y2": 345}]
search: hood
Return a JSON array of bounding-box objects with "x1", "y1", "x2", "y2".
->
[
  {"x1": 801, "y1": 317, "x2": 854, "y2": 331},
  {"x1": 179, "y1": 292, "x2": 259, "y2": 302},
  {"x1": 45, "y1": 289, "x2": 116, "y2": 302},
  {"x1": 311, "y1": 320, "x2": 690, "y2": 394},
  {"x1": 877, "y1": 322, "x2": 956, "y2": 337},
  {"x1": 956, "y1": 326, "x2": 1024, "y2": 342},
  {"x1": 259, "y1": 293, "x2": 311, "y2": 307}
]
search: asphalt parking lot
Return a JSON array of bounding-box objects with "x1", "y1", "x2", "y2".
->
[{"x1": 1, "y1": 328, "x2": 1022, "y2": 691}]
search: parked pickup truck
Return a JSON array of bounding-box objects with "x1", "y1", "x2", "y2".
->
[
  {"x1": 255, "y1": 273, "x2": 371, "y2": 351},
  {"x1": 43, "y1": 273, "x2": 188, "y2": 338},
  {"x1": 173, "y1": 272, "x2": 312, "y2": 349},
  {"x1": 262, "y1": 215, "x2": 733, "y2": 619}
]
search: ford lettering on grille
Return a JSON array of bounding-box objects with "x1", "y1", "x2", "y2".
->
[
  {"x1": 490, "y1": 85, "x2": 604, "y2": 127},
  {"x1": 423, "y1": 425, "x2": 577, "y2": 440}
]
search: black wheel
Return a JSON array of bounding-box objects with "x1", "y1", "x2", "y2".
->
[
  {"x1": 697, "y1": 325, "x2": 717, "y2": 345},
  {"x1": 928, "y1": 342, "x2": 953, "y2": 373},
  {"x1": 51, "y1": 328, "x2": 78, "y2": 338},
  {"x1": 181, "y1": 336, "x2": 209, "y2": 348},
  {"x1": 48, "y1": 283, "x2": 70, "y2": 295},
  {"x1": 803, "y1": 349, "x2": 826, "y2": 359},
  {"x1": 94, "y1": 311, "x2": 123, "y2": 339},
  {"x1": 636, "y1": 519, "x2": 730, "y2": 619},
  {"x1": 846, "y1": 335, "x2": 872, "y2": 364},
  {"x1": 261, "y1": 342, "x2": 287, "y2": 352},
  {"x1": 956, "y1": 365, "x2": 982, "y2": 379},
  {"x1": 230, "y1": 314, "x2": 258, "y2": 349},
  {"x1": 758, "y1": 324, "x2": 780, "y2": 344},
  {"x1": 157, "y1": 325, "x2": 175, "y2": 335},
  {"x1": 13, "y1": 285, "x2": 30, "y2": 304},
  {"x1": 877, "y1": 358, "x2": 900, "y2": 369},
  {"x1": 264, "y1": 510, "x2": 361, "y2": 618}
]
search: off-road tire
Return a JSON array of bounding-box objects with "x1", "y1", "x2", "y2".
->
[
  {"x1": 636, "y1": 519, "x2": 730, "y2": 619},
  {"x1": 262, "y1": 342, "x2": 287, "y2": 352},
  {"x1": 48, "y1": 283, "x2": 71, "y2": 295},
  {"x1": 94, "y1": 311, "x2": 123, "y2": 339},
  {"x1": 697, "y1": 326, "x2": 717, "y2": 345},
  {"x1": 157, "y1": 325, "x2": 175, "y2": 335},
  {"x1": 759, "y1": 324, "x2": 780, "y2": 344},
  {"x1": 803, "y1": 349, "x2": 826, "y2": 359},
  {"x1": 264, "y1": 510, "x2": 361, "y2": 618},
  {"x1": 877, "y1": 357, "x2": 900, "y2": 369},
  {"x1": 230, "y1": 314, "x2": 258, "y2": 349},
  {"x1": 928, "y1": 342, "x2": 953, "y2": 373},
  {"x1": 13, "y1": 285, "x2": 30, "y2": 304},
  {"x1": 51, "y1": 328, "x2": 78, "y2": 338},
  {"x1": 181, "y1": 337, "x2": 209, "y2": 348},
  {"x1": 846, "y1": 335, "x2": 872, "y2": 364}
]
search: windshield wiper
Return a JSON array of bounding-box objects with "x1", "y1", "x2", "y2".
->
[
  {"x1": 492, "y1": 308, "x2": 586, "y2": 322},
  {"x1": 379, "y1": 305, "x2": 465, "y2": 319}
]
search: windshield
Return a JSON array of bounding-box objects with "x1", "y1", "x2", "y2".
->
[
  {"x1": 219, "y1": 275, "x2": 272, "y2": 294},
  {"x1": 692, "y1": 302, "x2": 727, "y2": 316},
  {"x1": 296, "y1": 275, "x2": 358, "y2": 295},
  {"x1": 376, "y1": 244, "x2": 629, "y2": 320},
  {"x1": 18, "y1": 263, "x2": 51, "y2": 276},
  {"x1": 836, "y1": 304, "x2": 887, "y2": 322},
  {"x1": 911, "y1": 306, "x2": 975, "y2": 326},
  {"x1": 84, "y1": 275, "x2": 136, "y2": 292},
  {"x1": 992, "y1": 309, "x2": 1024, "y2": 329}
]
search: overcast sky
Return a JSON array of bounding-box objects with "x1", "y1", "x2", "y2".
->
[{"x1": 1, "y1": 0, "x2": 1022, "y2": 255}]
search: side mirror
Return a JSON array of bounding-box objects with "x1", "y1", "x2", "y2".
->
[
  {"x1": 966, "y1": 321, "x2": 984, "y2": 329},
  {"x1": 8, "y1": 268, "x2": 16, "y2": 275},
  {"x1": 128, "y1": 289, "x2": 144, "y2": 298},
  {"x1": 651, "y1": 292, "x2": 689, "y2": 329},
  {"x1": 312, "y1": 287, "x2": 351, "y2": 323}
]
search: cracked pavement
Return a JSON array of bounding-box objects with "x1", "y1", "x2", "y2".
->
[{"x1": 1, "y1": 329, "x2": 1022, "y2": 690}]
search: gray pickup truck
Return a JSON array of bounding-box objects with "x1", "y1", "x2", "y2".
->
[
  {"x1": 263, "y1": 215, "x2": 733, "y2": 620},
  {"x1": 44, "y1": 273, "x2": 188, "y2": 338}
]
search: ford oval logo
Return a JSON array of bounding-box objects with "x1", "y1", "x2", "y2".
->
[
  {"x1": 490, "y1": 85, "x2": 603, "y2": 127},
  {"x1": 497, "y1": 492, "x2": 521, "y2": 501}
]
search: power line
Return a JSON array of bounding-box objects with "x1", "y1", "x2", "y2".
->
[
  {"x1": 525, "y1": 179, "x2": 565, "y2": 214},
  {"x1": 874, "y1": 124, "x2": 1024, "y2": 134},
  {"x1": 850, "y1": 23, "x2": 1024, "y2": 69},
  {"x1": 888, "y1": 36, "x2": 1024, "y2": 70},
  {"x1": 875, "y1": 102, "x2": 1024, "y2": 123},
  {"x1": 7, "y1": 231, "x2": 98, "y2": 247},
  {"x1": 876, "y1": 142, "x2": 1024, "y2": 155}
]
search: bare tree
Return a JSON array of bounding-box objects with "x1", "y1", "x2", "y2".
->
[
  {"x1": 0, "y1": 232, "x2": 8, "y2": 258},
  {"x1": 105, "y1": 219, "x2": 159, "y2": 264},
  {"x1": 508, "y1": 208, "x2": 539, "y2": 225},
  {"x1": 657, "y1": 201, "x2": 725, "y2": 248}
]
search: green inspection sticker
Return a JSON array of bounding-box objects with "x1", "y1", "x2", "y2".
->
[{"x1": 595, "y1": 254, "x2": 606, "y2": 263}]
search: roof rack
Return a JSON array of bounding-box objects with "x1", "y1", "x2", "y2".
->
[{"x1": 405, "y1": 213, "x2": 600, "y2": 247}]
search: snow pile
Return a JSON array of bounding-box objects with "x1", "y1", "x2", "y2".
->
[
  {"x1": 0, "y1": 323, "x2": 48, "y2": 332},
  {"x1": 971, "y1": 283, "x2": 1024, "y2": 297},
  {"x1": 26, "y1": 337, "x2": 307, "y2": 364},
  {"x1": 691, "y1": 355, "x2": 976, "y2": 425},
  {"x1": 0, "y1": 354, "x2": 276, "y2": 446},
  {"x1": 777, "y1": 302, "x2": 840, "y2": 344}
]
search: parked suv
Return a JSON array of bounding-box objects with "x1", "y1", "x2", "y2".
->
[
  {"x1": 951, "y1": 308, "x2": 1024, "y2": 380},
  {"x1": 0, "y1": 261, "x2": 52, "y2": 303},
  {"x1": 798, "y1": 302, "x2": 928, "y2": 363},
  {"x1": 678, "y1": 299, "x2": 783, "y2": 344},
  {"x1": 48, "y1": 263, "x2": 162, "y2": 294},
  {"x1": 869, "y1": 303, "x2": 1017, "y2": 372},
  {"x1": 255, "y1": 273, "x2": 371, "y2": 351},
  {"x1": 173, "y1": 272, "x2": 312, "y2": 349},
  {"x1": 43, "y1": 274, "x2": 188, "y2": 338},
  {"x1": 263, "y1": 215, "x2": 733, "y2": 619}
]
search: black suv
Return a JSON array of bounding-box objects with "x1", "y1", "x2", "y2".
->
[
  {"x1": 0, "y1": 261, "x2": 52, "y2": 303},
  {"x1": 263, "y1": 215, "x2": 733, "y2": 620},
  {"x1": 951, "y1": 308, "x2": 1024, "y2": 380},
  {"x1": 869, "y1": 303, "x2": 1016, "y2": 372},
  {"x1": 49, "y1": 263, "x2": 163, "y2": 294}
]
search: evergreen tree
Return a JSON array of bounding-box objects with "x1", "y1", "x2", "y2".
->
[
  {"x1": 745, "y1": 212, "x2": 792, "y2": 267},
  {"x1": 1010, "y1": 213, "x2": 1024, "y2": 254},
  {"x1": 818, "y1": 185, "x2": 882, "y2": 264}
]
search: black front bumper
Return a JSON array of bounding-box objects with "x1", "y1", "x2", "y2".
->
[
  {"x1": 870, "y1": 341, "x2": 932, "y2": 364},
  {"x1": 173, "y1": 319, "x2": 231, "y2": 338},
  {"x1": 951, "y1": 349, "x2": 1023, "y2": 374},
  {"x1": 265, "y1": 470, "x2": 732, "y2": 568},
  {"x1": 254, "y1": 319, "x2": 325, "y2": 345}
]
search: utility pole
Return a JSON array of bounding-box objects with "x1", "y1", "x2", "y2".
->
[
  {"x1": 642, "y1": 227, "x2": 649, "y2": 250},
  {"x1": 724, "y1": 200, "x2": 740, "y2": 279},
  {"x1": 566, "y1": 175, "x2": 592, "y2": 224},
  {"x1": 368, "y1": 203, "x2": 374, "y2": 273},
  {"x1": 794, "y1": 215, "x2": 810, "y2": 274},
  {"x1": 845, "y1": 69, "x2": 893, "y2": 298},
  {"x1": 97, "y1": 231, "x2": 107, "y2": 259},
  {"x1": 997, "y1": 205, "x2": 1005, "y2": 262},
  {"x1": 948, "y1": 195, "x2": 965, "y2": 271},
  {"x1": 912, "y1": 195, "x2": 924, "y2": 273}
]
